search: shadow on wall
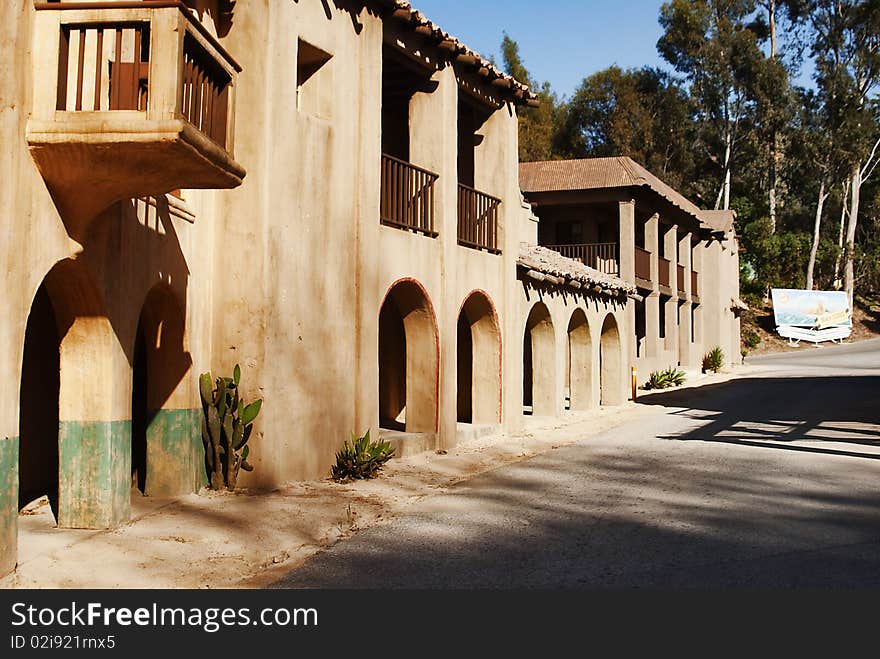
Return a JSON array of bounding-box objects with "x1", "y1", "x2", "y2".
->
[
  {"x1": 639, "y1": 376, "x2": 880, "y2": 460},
  {"x1": 183, "y1": 0, "x2": 236, "y2": 37},
  {"x1": 18, "y1": 195, "x2": 194, "y2": 523}
]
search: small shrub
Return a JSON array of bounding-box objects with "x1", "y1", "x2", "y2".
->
[
  {"x1": 643, "y1": 366, "x2": 686, "y2": 390},
  {"x1": 742, "y1": 328, "x2": 761, "y2": 349},
  {"x1": 331, "y1": 429, "x2": 395, "y2": 482},
  {"x1": 703, "y1": 346, "x2": 725, "y2": 373}
]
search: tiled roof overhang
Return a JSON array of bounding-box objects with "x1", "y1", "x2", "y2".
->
[
  {"x1": 368, "y1": 0, "x2": 539, "y2": 107},
  {"x1": 518, "y1": 243, "x2": 638, "y2": 299}
]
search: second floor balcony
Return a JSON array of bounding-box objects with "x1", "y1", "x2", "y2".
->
[
  {"x1": 543, "y1": 243, "x2": 618, "y2": 276},
  {"x1": 28, "y1": 2, "x2": 245, "y2": 224},
  {"x1": 458, "y1": 184, "x2": 501, "y2": 254},
  {"x1": 380, "y1": 153, "x2": 439, "y2": 237}
]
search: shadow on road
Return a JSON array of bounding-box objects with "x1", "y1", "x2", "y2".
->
[
  {"x1": 639, "y1": 376, "x2": 880, "y2": 460},
  {"x1": 272, "y1": 372, "x2": 880, "y2": 589}
]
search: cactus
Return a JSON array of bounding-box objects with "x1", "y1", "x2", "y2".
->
[{"x1": 199, "y1": 364, "x2": 263, "y2": 491}]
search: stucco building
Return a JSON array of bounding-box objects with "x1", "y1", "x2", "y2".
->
[{"x1": 0, "y1": 0, "x2": 739, "y2": 577}]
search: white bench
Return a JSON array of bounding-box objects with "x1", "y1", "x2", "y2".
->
[{"x1": 776, "y1": 324, "x2": 852, "y2": 346}]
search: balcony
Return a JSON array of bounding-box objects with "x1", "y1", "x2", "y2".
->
[
  {"x1": 544, "y1": 243, "x2": 619, "y2": 276},
  {"x1": 635, "y1": 247, "x2": 651, "y2": 283},
  {"x1": 658, "y1": 256, "x2": 671, "y2": 289},
  {"x1": 380, "y1": 154, "x2": 439, "y2": 237},
  {"x1": 458, "y1": 184, "x2": 501, "y2": 254},
  {"x1": 677, "y1": 264, "x2": 687, "y2": 299},
  {"x1": 28, "y1": 2, "x2": 245, "y2": 227},
  {"x1": 692, "y1": 270, "x2": 700, "y2": 302}
]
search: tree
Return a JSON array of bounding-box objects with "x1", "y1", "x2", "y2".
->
[
  {"x1": 808, "y1": 0, "x2": 880, "y2": 306},
  {"x1": 658, "y1": 0, "x2": 768, "y2": 211},
  {"x1": 558, "y1": 66, "x2": 698, "y2": 193},
  {"x1": 756, "y1": 0, "x2": 808, "y2": 229},
  {"x1": 500, "y1": 33, "x2": 563, "y2": 162}
]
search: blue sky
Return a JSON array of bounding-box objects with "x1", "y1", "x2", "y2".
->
[
  {"x1": 411, "y1": 0, "x2": 673, "y2": 100},
  {"x1": 411, "y1": 0, "x2": 813, "y2": 98}
]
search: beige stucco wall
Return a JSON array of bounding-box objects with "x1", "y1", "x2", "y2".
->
[{"x1": 1, "y1": 0, "x2": 738, "y2": 577}]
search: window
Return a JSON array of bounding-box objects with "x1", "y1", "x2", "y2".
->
[{"x1": 296, "y1": 38, "x2": 332, "y2": 117}]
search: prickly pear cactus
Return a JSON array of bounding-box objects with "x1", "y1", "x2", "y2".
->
[{"x1": 199, "y1": 364, "x2": 262, "y2": 491}]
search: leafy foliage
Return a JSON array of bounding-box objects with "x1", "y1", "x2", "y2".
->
[
  {"x1": 742, "y1": 327, "x2": 761, "y2": 349},
  {"x1": 643, "y1": 367, "x2": 687, "y2": 390},
  {"x1": 703, "y1": 346, "x2": 726, "y2": 373},
  {"x1": 331, "y1": 430, "x2": 395, "y2": 482},
  {"x1": 199, "y1": 364, "x2": 262, "y2": 491},
  {"x1": 502, "y1": 1, "x2": 880, "y2": 302}
]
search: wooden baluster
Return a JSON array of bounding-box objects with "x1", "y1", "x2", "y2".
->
[
  {"x1": 75, "y1": 28, "x2": 86, "y2": 111},
  {"x1": 132, "y1": 26, "x2": 141, "y2": 111},
  {"x1": 93, "y1": 28, "x2": 104, "y2": 110},
  {"x1": 56, "y1": 27, "x2": 70, "y2": 111},
  {"x1": 111, "y1": 28, "x2": 122, "y2": 110}
]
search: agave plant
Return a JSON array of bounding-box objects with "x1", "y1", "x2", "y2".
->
[
  {"x1": 331, "y1": 429, "x2": 395, "y2": 482},
  {"x1": 664, "y1": 366, "x2": 686, "y2": 386},
  {"x1": 702, "y1": 346, "x2": 725, "y2": 373},
  {"x1": 644, "y1": 369, "x2": 672, "y2": 390},
  {"x1": 644, "y1": 367, "x2": 686, "y2": 390}
]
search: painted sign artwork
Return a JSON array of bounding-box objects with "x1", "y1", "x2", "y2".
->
[{"x1": 771, "y1": 289, "x2": 852, "y2": 328}]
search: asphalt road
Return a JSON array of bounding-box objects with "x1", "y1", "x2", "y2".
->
[{"x1": 273, "y1": 338, "x2": 880, "y2": 588}]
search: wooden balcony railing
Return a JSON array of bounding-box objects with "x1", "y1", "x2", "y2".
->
[
  {"x1": 692, "y1": 270, "x2": 699, "y2": 298},
  {"x1": 677, "y1": 264, "x2": 686, "y2": 291},
  {"x1": 181, "y1": 33, "x2": 231, "y2": 148},
  {"x1": 544, "y1": 243, "x2": 619, "y2": 276},
  {"x1": 635, "y1": 247, "x2": 651, "y2": 282},
  {"x1": 57, "y1": 22, "x2": 150, "y2": 112},
  {"x1": 29, "y1": 1, "x2": 245, "y2": 216},
  {"x1": 381, "y1": 154, "x2": 439, "y2": 237},
  {"x1": 658, "y1": 256, "x2": 671, "y2": 288},
  {"x1": 458, "y1": 184, "x2": 501, "y2": 254}
]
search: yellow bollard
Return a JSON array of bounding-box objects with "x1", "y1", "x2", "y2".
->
[{"x1": 631, "y1": 365, "x2": 637, "y2": 402}]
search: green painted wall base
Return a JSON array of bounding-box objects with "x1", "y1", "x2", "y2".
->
[
  {"x1": 0, "y1": 437, "x2": 18, "y2": 576},
  {"x1": 59, "y1": 420, "x2": 131, "y2": 529},
  {"x1": 145, "y1": 408, "x2": 205, "y2": 497}
]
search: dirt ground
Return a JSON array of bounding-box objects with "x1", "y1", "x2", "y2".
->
[{"x1": 0, "y1": 368, "x2": 747, "y2": 590}]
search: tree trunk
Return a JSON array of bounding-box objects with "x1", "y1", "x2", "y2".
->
[
  {"x1": 715, "y1": 129, "x2": 732, "y2": 210},
  {"x1": 833, "y1": 178, "x2": 849, "y2": 289},
  {"x1": 845, "y1": 162, "x2": 861, "y2": 310},
  {"x1": 806, "y1": 179, "x2": 827, "y2": 290},
  {"x1": 767, "y1": 0, "x2": 777, "y2": 232}
]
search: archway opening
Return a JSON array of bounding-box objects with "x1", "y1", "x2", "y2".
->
[
  {"x1": 567, "y1": 309, "x2": 593, "y2": 411},
  {"x1": 457, "y1": 292, "x2": 501, "y2": 425},
  {"x1": 600, "y1": 313, "x2": 623, "y2": 406},
  {"x1": 523, "y1": 302, "x2": 555, "y2": 416},
  {"x1": 19, "y1": 283, "x2": 61, "y2": 523},
  {"x1": 131, "y1": 285, "x2": 194, "y2": 498},
  {"x1": 378, "y1": 281, "x2": 438, "y2": 433}
]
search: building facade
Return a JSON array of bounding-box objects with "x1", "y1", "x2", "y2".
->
[{"x1": 0, "y1": 0, "x2": 739, "y2": 577}]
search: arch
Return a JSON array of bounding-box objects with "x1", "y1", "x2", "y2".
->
[
  {"x1": 457, "y1": 290, "x2": 502, "y2": 425},
  {"x1": 19, "y1": 259, "x2": 130, "y2": 531},
  {"x1": 523, "y1": 302, "x2": 556, "y2": 416},
  {"x1": 378, "y1": 279, "x2": 439, "y2": 433},
  {"x1": 567, "y1": 308, "x2": 593, "y2": 411},
  {"x1": 131, "y1": 284, "x2": 196, "y2": 497},
  {"x1": 19, "y1": 282, "x2": 61, "y2": 521},
  {"x1": 600, "y1": 313, "x2": 623, "y2": 406}
]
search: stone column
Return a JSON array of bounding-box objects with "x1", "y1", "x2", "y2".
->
[
  {"x1": 663, "y1": 223, "x2": 678, "y2": 354},
  {"x1": 678, "y1": 231, "x2": 693, "y2": 368},
  {"x1": 644, "y1": 212, "x2": 661, "y2": 360},
  {"x1": 618, "y1": 199, "x2": 635, "y2": 283}
]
